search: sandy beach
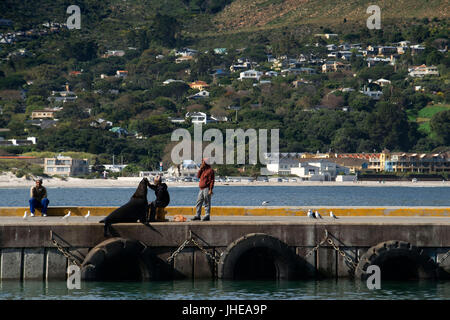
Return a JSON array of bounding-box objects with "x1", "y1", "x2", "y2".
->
[{"x1": 0, "y1": 172, "x2": 448, "y2": 188}]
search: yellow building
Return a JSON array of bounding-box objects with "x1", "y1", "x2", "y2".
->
[
  {"x1": 369, "y1": 150, "x2": 450, "y2": 173},
  {"x1": 189, "y1": 81, "x2": 209, "y2": 91},
  {"x1": 31, "y1": 110, "x2": 56, "y2": 119}
]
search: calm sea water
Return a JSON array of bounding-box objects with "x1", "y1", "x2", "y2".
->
[
  {"x1": 1, "y1": 186, "x2": 450, "y2": 207},
  {"x1": 1, "y1": 186, "x2": 449, "y2": 300},
  {"x1": 1, "y1": 279, "x2": 450, "y2": 300}
]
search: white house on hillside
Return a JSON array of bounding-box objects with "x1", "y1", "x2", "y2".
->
[{"x1": 239, "y1": 70, "x2": 263, "y2": 81}]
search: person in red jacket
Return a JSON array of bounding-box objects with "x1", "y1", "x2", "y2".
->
[{"x1": 192, "y1": 158, "x2": 215, "y2": 221}]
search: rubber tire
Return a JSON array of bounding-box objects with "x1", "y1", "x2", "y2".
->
[
  {"x1": 81, "y1": 237, "x2": 148, "y2": 281},
  {"x1": 218, "y1": 233, "x2": 302, "y2": 280},
  {"x1": 355, "y1": 240, "x2": 437, "y2": 280}
]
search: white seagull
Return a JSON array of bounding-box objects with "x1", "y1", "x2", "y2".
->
[
  {"x1": 84, "y1": 211, "x2": 90, "y2": 220},
  {"x1": 262, "y1": 201, "x2": 270, "y2": 206},
  {"x1": 330, "y1": 211, "x2": 338, "y2": 219},
  {"x1": 315, "y1": 211, "x2": 323, "y2": 219},
  {"x1": 23, "y1": 211, "x2": 28, "y2": 220},
  {"x1": 307, "y1": 209, "x2": 316, "y2": 219},
  {"x1": 62, "y1": 211, "x2": 71, "y2": 220}
]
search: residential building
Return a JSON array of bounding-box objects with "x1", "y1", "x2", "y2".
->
[
  {"x1": 315, "y1": 33, "x2": 339, "y2": 39},
  {"x1": 230, "y1": 61, "x2": 252, "y2": 72},
  {"x1": 47, "y1": 85, "x2": 77, "y2": 103},
  {"x1": 331, "y1": 158, "x2": 369, "y2": 174},
  {"x1": 186, "y1": 112, "x2": 211, "y2": 124},
  {"x1": 175, "y1": 48, "x2": 198, "y2": 57},
  {"x1": 361, "y1": 87, "x2": 383, "y2": 100},
  {"x1": 115, "y1": 70, "x2": 128, "y2": 78},
  {"x1": 109, "y1": 127, "x2": 128, "y2": 137},
  {"x1": 102, "y1": 50, "x2": 125, "y2": 58},
  {"x1": 265, "y1": 71, "x2": 278, "y2": 77},
  {"x1": 175, "y1": 55, "x2": 194, "y2": 64},
  {"x1": 281, "y1": 68, "x2": 316, "y2": 75},
  {"x1": 408, "y1": 65, "x2": 439, "y2": 78},
  {"x1": 410, "y1": 45, "x2": 426, "y2": 55},
  {"x1": 322, "y1": 61, "x2": 350, "y2": 72},
  {"x1": 369, "y1": 150, "x2": 450, "y2": 173},
  {"x1": 239, "y1": 70, "x2": 263, "y2": 81},
  {"x1": 291, "y1": 159, "x2": 350, "y2": 181},
  {"x1": 212, "y1": 69, "x2": 228, "y2": 79},
  {"x1": 163, "y1": 79, "x2": 185, "y2": 85},
  {"x1": 374, "y1": 78, "x2": 391, "y2": 87},
  {"x1": 90, "y1": 118, "x2": 113, "y2": 129},
  {"x1": 169, "y1": 117, "x2": 186, "y2": 124},
  {"x1": 102, "y1": 164, "x2": 127, "y2": 172},
  {"x1": 214, "y1": 48, "x2": 227, "y2": 55},
  {"x1": 167, "y1": 160, "x2": 200, "y2": 178},
  {"x1": 189, "y1": 81, "x2": 209, "y2": 91},
  {"x1": 44, "y1": 156, "x2": 89, "y2": 176},
  {"x1": 265, "y1": 156, "x2": 301, "y2": 176},
  {"x1": 292, "y1": 79, "x2": 311, "y2": 88},
  {"x1": 378, "y1": 46, "x2": 398, "y2": 56},
  {"x1": 187, "y1": 90, "x2": 210, "y2": 99},
  {"x1": 0, "y1": 137, "x2": 36, "y2": 147},
  {"x1": 366, "y1": 57, "x2": 392, "y2": 67},
  {"x1": 27, "y1": 119, "x2": 58, "y2": 129},
  {"x1": 31, "y1": 110, "x2": 56, "y2": 119}
]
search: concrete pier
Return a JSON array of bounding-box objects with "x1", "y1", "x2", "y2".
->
[{"x1": 0, "y1": 208, "x2": 449, "y2": 281}]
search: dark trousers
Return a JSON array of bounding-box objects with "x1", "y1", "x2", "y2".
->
[
  {"x1": 29, "y1": 198, "x2": 49, "y2": 214},
  {"x1": 148, "y1": 201, "x2": 167, "y2": 222}
]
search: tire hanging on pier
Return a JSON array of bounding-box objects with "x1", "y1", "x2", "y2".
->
[
  {"x1": 355, "y1": 240, "x2": 437, "y2": 280},
  {"x1": 81, "y1": 237, "x2": 151, "y2": 281},
  {"x1": 218, "y1": 233, "x2": 303, "y2": 280}
]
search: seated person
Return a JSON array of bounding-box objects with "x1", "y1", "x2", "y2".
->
[
  {"x1": 29, "y1": 179, "x2": 49, "y2": 217},
  {"x1": 147, "y1": 175, "x2": 170, "y2": 222}
]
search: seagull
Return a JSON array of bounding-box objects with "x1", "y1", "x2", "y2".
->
[
  {"x1": 62, "y1": 211, "x2": 71, "y2": 220},
  {"x1": 307, "y1": 209, "x2": 316, "y2": 219},
  {"x1": 330, "y1": 211, "x2": 338, "y2": 219},
  {"x1": 315, "y1": 211, "x2": 323, "y2": 219},
  {"x1": 262, "y1": 201, "x2": 270, "y2": 206},
  {"x1": 23, "y1": 211, "x2": 28, "y2": 220},
  {"x1": 84, "y1": 211, "x2": 90, "y2": 220}
]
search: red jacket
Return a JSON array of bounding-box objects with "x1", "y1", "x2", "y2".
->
[{"x1": 198, "y1": 165, "x2": 215, "y2": 191}]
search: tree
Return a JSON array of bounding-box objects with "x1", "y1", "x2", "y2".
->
[
  {"x1": 369, "y1": 102, "x2": 416, "y2": 151},
  {"x1": 63, "y1": 39, "x2": 98, "y2": 62},
  {"x1": 348, "y1": 93, "x2": 374, "y2": 111},
  {"x1": 58, "y1": 103, "x2": 89, "y2": 120},
  {"x1": 129, "y1": 115, "x2": 173, "y2": 137},
  {"x1": 0, "y1": 74, "x2": 25, "y2": 90},
  {"x1": 150, "y1": 13, "x2": 181, "y2": 47},
  {"x1": 430, "y1": 110, "x2": 450, "y2": 145}
]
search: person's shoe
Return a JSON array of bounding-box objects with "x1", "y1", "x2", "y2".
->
[
  {"x1": 202, "y1": 216, "x2": 210, "y2": 221},
  {"x1": 30, "y1": 212, "x2": 35, "y2": 217},
  {"x1": 42, "y1": 213, "x2": 47, "y2": 217},
  {"x1": 191, "y1": 216, "x2": 201, "y2": 221}
]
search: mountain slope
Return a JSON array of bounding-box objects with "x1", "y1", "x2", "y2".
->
[{"x1": 213, "y1": 0, "x2": 449, "y2": 32}]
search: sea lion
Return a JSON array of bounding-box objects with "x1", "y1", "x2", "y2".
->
[{"x1": 100, "y1": 178, "x2": 150, "y2": 237}]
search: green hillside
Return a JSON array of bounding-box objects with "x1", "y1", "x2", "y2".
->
[{"x1": 0, "y1": 0, "x2": 448, "y2": 175}]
